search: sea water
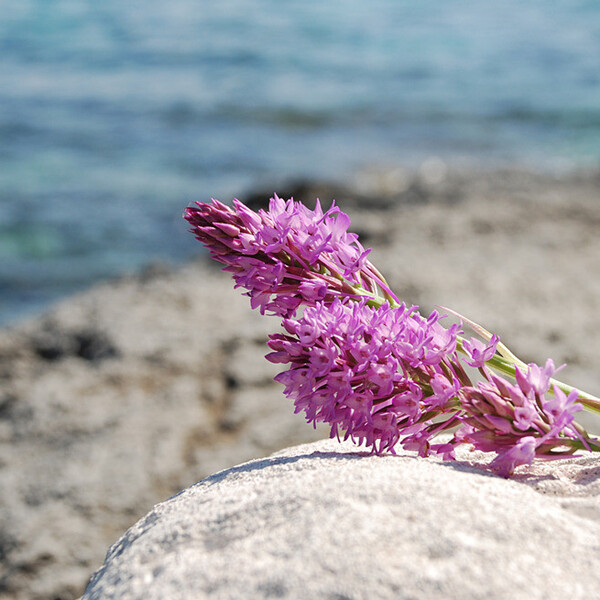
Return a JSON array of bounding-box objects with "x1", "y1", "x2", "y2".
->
[{"x1": 1, "y1": 0, "x2": 599, "y2": 323}]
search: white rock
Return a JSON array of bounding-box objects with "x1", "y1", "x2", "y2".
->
[{"x1": 82, "y1": 438, "x2": 600, "y2": 600}]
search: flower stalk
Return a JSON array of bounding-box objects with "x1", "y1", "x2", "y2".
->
[{"x1": 185, "y1": 196, "x2": 600, "y2": 477}]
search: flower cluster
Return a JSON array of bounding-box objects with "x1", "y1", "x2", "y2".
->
[
  {"x1": 186, "y1": 195, "x2": 600, "y2": 477},
  {"x1": 452, "y1": 360, "x2": 588, "y2": 477},
  {"x1": 267, "y1": 298, "x2": 462, "y2": 454},
  {"x1": 184, "y1": 196, "x2": 394, "y2": 317}
]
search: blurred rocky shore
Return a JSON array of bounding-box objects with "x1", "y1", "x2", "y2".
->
[{"x1": 2, "y1": 166, "x2": 600, "y2": 600}]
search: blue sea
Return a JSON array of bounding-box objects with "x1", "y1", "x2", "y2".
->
[{"x1": 1, "y1": 1, "x2": 600, "y2": 325}]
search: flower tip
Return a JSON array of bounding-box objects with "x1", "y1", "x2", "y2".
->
[{"x1": 265, "y1": 351, "x2": 290, "y2": 364}]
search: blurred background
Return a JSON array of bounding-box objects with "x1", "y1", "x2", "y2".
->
[
  {"x1": 3, "y1": 4, "x2": 600, "y2": 599},
  {"x1": 1, "y1": 0, "x2": 599, "y2": 324}
]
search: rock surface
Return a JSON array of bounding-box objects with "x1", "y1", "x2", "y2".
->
[
  {"x1": 1, "y1": 168, "x2": 600, "y2": 599},
  {"x1": 82, "y1": 438, "x2": 600, "y2": 600}
]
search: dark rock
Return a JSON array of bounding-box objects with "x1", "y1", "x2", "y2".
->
[
  {"x1": 74, "y1": 330, "x2": 119, "y2": 362},
  {"x1": 242, "y1": 179, "x2": 396, "y2": 212},
  {"x1": 30, "y1": 321, "x2": 118, "y2": 363}
]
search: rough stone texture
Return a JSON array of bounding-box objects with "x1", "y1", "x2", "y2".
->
[
  {"x1": 1, "y1": 168, "x2": 600, "y2": 599},
  {"x1": 81, "y1": 439, "x2": 600, "y2": 600}
]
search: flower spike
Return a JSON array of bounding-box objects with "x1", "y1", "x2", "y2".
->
[
  {"x1": 184, "y1": 196, "x2": 398, "y2": 317},
  {"x1": 186, "y1": 196, "x2": 600, "y2": 477}
]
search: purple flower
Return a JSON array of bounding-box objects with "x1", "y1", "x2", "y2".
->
[
  {"x1": 184, "y1": 196, "x2": 392, "y2": 317},
  {"x1": 515, "y1": 358, "x2": 560, "y2": 397},
  {"x1": 266, "y1": 298, "x2": 461, "y2": 454},
  {"x1": 490, "y1": 436, "x2": 537, "y2": 478},
  {"x1": 461, "y1": 335, "x2": 499, "y2": 368},
  {"x1": 454, "y1": 361, "x2": 591, "y2": 477},
  {"x1": 184, "y1": 195, "x2": 600, "y2": 477}
]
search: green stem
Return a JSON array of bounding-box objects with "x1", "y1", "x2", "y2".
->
[
  {"x1": 569, "y1": 438, "x2": 600, "y2": 453},
  {"x1": 350, "y1": 284, "x2": 398, "y2": 309}
]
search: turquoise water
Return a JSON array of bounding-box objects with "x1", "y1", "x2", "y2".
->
[{"x1": 1, "y1": 1, "x2": 600, "y2": 323}]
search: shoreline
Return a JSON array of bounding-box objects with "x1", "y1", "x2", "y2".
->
[{"x1": 3, "y1": 163, "x2": 600, "y2": 331}]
